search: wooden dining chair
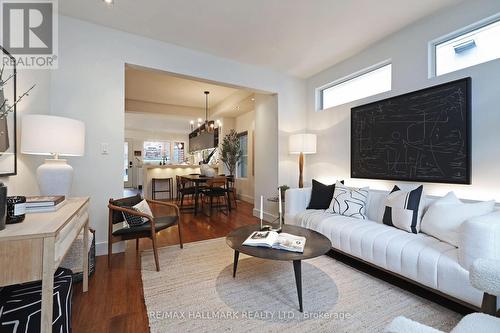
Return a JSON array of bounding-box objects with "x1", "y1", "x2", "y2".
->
[
  {"x1": 177, "y1": 176, "x2": 196, "y2": 209},
  {"x1": 201, "y1": 177, "x2": 229, "y2": 216},
  {"x1": 107, "y1": 194, "x2": 183, "y2": 271}
]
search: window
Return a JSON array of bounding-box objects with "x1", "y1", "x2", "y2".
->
[
  {"x1": 318, "y1": 62, "x2": 392, "y2": 110},
  {"x1": 431, "y1": 15, "x2": 500, "y2": 77},
  {"x1": 143, "y1": 141, "x2": 171, "y2": 162},
  {"x1": 237, "y1": 132, "x2": 248, "y2": 178},
  {"x1": 172, "y1": 142, "x2": 185, "y2": 163}
]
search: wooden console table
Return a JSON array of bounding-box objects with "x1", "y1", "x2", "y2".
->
[{"x1": 0, "y1": 197, "x2": 90, "y2": 333}]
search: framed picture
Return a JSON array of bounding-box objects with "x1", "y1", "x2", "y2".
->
[
  {"x1": 0, "y1": 46, "x2": 17, "y2": 176},
  {"x1": 351, "y1": 78, "x2": 471, "y2": 184}
]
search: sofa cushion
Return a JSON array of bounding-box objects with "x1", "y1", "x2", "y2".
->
[
  {"x1": 112, "y1": 216, "x2": 177, "y2": 236},
  {"x1": 383, "y1": 185, "x2": 424, "y2": 234},
  {"x1": 307, "y1": 179, "x2": 337, "y2": 210},
  {"x1": 366, "y1": 190, "x2": 389, "y2": 223},
  {"x1": 326, "y1": 181, "x2": 369, "y2": 219},
  {"x1": 420, "y1": 192, "x2": 495, "y2": 247}
]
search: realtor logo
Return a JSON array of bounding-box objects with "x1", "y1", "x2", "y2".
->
[{"x1": 0, "y1": 0, "x2": 58, "y2": 68}]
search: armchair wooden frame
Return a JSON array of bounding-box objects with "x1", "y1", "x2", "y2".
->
[{"x1": 108, "y1": 198, "x2": 183, "y2": 272}]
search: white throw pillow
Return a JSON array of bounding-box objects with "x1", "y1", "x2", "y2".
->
[
  {"x1": 327, "y1": 181, "x2": 369, "y2": 219},
  {"x1": 133, "y1": 199, "x2": 154, "y2": 222},
  {"x1": 382, "y1": 185, "x2": 425, "y2": 234},
  {"x1": 420, "y1": 192, "x2": 495, "y2": 247}
]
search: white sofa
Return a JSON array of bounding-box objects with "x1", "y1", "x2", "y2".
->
[
  {"x1": 285, "y1": 187, "x2": 500, "y2": 309},
  {"x1": 385, "y1": 258, "x2": 500, "y2": 332}
]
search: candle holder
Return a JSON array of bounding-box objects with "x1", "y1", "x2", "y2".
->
[{"x1": 260, "y1": 218, "x2": 281, "y2": 232}]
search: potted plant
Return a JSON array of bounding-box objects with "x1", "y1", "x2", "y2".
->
[
  {"x1": 278, "y1": 185, "x2": 289, "y2": 200},
  {"x1": 220, "y1": 129, "x2": 242, "y2": 176}
]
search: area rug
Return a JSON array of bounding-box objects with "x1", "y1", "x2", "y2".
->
[{"x1": 141, "y1": 238, "x2": 462, "y2": 332}]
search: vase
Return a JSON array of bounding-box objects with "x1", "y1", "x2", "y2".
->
[{"x1": 200, "y1": 164, "x2": 216, "y2": 177}]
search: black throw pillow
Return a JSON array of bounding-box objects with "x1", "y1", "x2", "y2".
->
[{"x1": 307, "y1": 179, "x2": 343, "y2": 210}]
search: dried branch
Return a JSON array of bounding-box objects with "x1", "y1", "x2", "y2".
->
[
  {"x1": 0, "y1": 84, "x2": 36, "y2": 119},
  {"x1": 0, "y1": 73, "x2": 15, "y2": 86}
]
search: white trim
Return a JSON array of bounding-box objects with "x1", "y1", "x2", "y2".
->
[
  {"x1": 238, "y1": 193, "x2": 254, "y2": 203},
  {"x1": 252, "y1": 208, "x2": 278, "y2": 222},
  {"x1": 95, "y1": 241, "x2": 126, "y2": 256},
  {"x1": 428, "y1": 11, "x2": 500, "y2": 78},
  {"x1": 315, "y1": 59, "x2": 392, "y2": 111}
]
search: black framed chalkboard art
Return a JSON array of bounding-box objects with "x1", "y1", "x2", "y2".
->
[{"x1": 351, "y1": 78, "x2": 471, "y2": 184}]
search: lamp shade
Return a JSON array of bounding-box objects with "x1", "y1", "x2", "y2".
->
[
  {"x1": 21, "y1": 115, "x2": 85, "y2": 156},
  {"x1": 289, "y1": 133, "x2": 317, "y2": 154}
]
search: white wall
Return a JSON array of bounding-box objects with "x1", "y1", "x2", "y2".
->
[
  {"x1": 0, "y1": 69, "x2": 51, "y2": 196},
  {"x1": 306, "y1": 0, "x2": 500, "y2": 202},
  {"x1": 48, "y1": 16, "x2": 306, "y2": 254},
  {"x1": 254, "y1": 94, "x2": 279, "y2": 220},
  {"x1": 234, "y1": 110, "x2": 255, "y2": 203}
]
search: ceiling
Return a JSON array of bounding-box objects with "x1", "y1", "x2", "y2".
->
[
  {"x1": 125, "y1": 65, "x2": 240, "y2": 108},
  {"x1": 125, "y1": 64, "x2": 255, "y2": 124},
  {"x1": 60, "y1": 0, "x2": 464, "y2": 78}
]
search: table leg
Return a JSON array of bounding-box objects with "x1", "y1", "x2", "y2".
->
[
  {"x1": 41, "y1": 237, "x2": 55, "y2": 332},
  {"x1": 293, "y1": 260, "x2": 303, "y2": 312},
  {"x1": 194, "y1": 182, "x2": 199, "y2": 216},
  {"x1": 83, "y1": 218, "x2": 89, "y2": 292},
  {"x1": 233, "y1": 250, "x2": 239, "y2": 278}
]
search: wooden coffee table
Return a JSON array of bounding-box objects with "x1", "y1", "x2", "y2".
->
[{"x1": 226, "y1": 224, "x2": 331, "y2": 312}]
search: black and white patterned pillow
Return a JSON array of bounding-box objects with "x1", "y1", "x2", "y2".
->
[
  {"x1": 122, "y1": 207, "x2": 148, "y2": 227},
  {"x1": 326, "y1": 181, "x2": 369, "y2": 219},
  {"x1": 382, "y1": 185, "x2": 424, "y2": 234}
]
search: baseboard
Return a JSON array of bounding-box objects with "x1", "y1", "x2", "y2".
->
[
  {"x1": 238, "y1": 193, "x2": 254, "y2": 203},
  {"x1": 95, "y1": 241, "x2": 126, "y2": 256},
  {"x1": 252, "y1": 208, "x2": 278, "y2": 222}
]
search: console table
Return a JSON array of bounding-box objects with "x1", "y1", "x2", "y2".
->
[{"x1": 0, "y1": 197, "x2": 90, "y2": 332}]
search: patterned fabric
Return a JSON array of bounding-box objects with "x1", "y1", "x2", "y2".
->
[
  {"x1": 326, "y1": 181, "x2": 369, "y2": 219},
  {"x1": 383, "y1": 185, "x2": 424, "y2": 234},
  {"x1": 122, "y1": 207, "x2": 148, "y2": 227},
  {"x1": 0, "y1": 267, "x2": 73, "y2": 333}
]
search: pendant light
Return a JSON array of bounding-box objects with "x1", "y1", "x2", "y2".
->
[{"x1": 204, "y1": 91, "x2": 214, "y2": 132}]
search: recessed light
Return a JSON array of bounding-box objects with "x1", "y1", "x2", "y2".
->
[
  {"x1": 103, "y1": 0, "x2": 114, "y2": 5},
  {"x1": 251, "y1": 98, "x2": 255, "y2": 101}
]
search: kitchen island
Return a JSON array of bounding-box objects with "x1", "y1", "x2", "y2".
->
[{"x1": 143, "y1": 164, "x2": 201, "y2": 199}]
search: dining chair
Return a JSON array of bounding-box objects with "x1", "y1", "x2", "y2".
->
[{"x1": 201, "y1": 177, "x2": 229, "y2": 216}]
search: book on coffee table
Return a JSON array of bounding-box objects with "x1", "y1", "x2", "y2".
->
[{"x1": 242, "y1": 231, "x2": 306, "y2": 253}]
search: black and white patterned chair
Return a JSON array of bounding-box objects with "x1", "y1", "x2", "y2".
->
[{"x1": 0, "y1": 267, "x2": 73, "y2": 333}]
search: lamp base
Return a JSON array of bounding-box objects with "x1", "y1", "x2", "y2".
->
[{"x1": 36, "y1": 159, "x2": 73, "y2": 197}]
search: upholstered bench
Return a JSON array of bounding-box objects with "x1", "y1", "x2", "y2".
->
[{"x1": 0, "y1": 267, "x2": 73, "y2": 333}]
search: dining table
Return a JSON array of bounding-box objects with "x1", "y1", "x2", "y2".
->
[{"x1": 180, "y1": 174, "x2": 232, "y2": 215}]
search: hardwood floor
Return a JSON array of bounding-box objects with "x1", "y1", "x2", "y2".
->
[{"x1": 72, "y1": 198, "x2": 258, "y2": 333}]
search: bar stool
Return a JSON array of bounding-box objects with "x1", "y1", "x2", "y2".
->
[{"x1": 152, "y1": 177, "x2": 173, "y2": 200}]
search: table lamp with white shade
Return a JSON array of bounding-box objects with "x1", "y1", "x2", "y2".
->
[
  {"x1": 289, "y1": 133, "x2": 316, "y2": 188},
  {"x1": 21, "y1": 115, "x2": 85, "y2": 197}
]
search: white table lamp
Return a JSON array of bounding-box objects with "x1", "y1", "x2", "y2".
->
[
  {"x1": 289, "y1": 133, "x2": 316, "y2": 188},
  {"x1": 21, "y1": 115, "x2": 85, "y2": 197}
]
